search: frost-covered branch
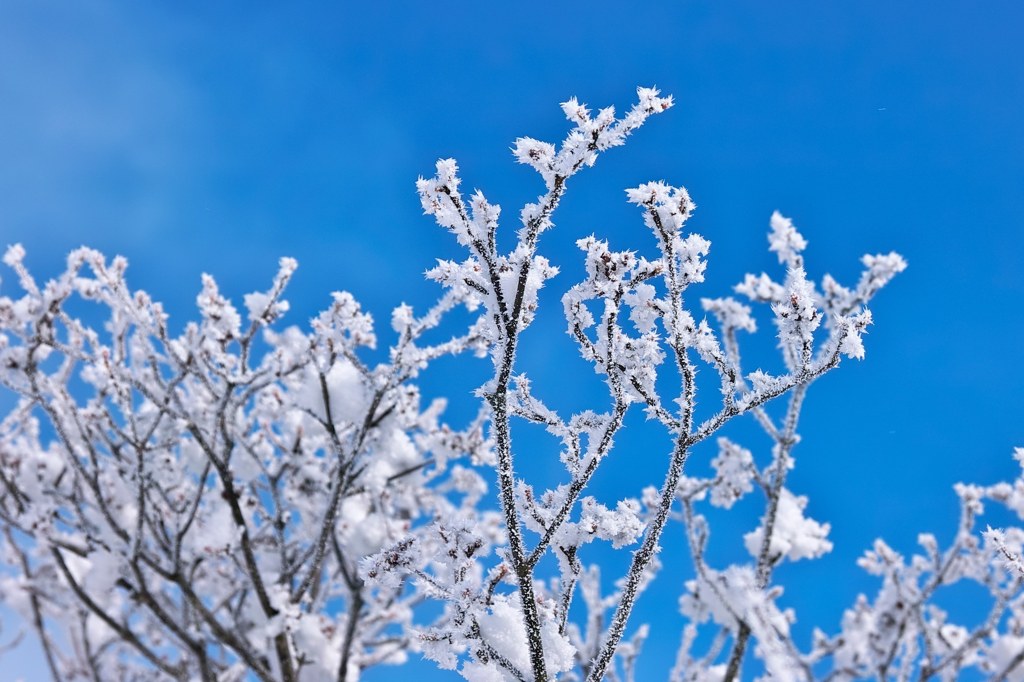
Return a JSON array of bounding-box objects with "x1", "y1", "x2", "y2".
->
[{"x1": 367, "y1": 87, "x2": 911, "y2": 682}]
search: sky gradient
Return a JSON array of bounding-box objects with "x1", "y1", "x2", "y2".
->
[{"x1": 1, "y1": 1, "x2": 1022, "y2": 679}]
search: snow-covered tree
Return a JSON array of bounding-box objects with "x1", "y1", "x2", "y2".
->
[
  {"x1": 0, "y1": 88, "x2": 1020, "y2": 681},
  {"x1": 0, "y1": 244, "x2": 493, "y2": 681}
]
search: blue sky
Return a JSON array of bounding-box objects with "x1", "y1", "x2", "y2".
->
[{"x1": 1, "y1": 1, "x2": 1022, "y2": 679}]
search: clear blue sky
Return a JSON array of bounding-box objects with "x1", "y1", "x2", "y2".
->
[{"x1": 1, "y1": 1, "x2": 1022, "y2": 679}]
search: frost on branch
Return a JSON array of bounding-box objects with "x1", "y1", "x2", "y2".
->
[
  {"x1": 679, "y1": 566, "x2": 802, "y2": 681},
  {"x1": 771, "y1": 267, "x2": 820, "y2": 372},
  {"x1": 513, "y1": 87, "x2": 672, "y2": 192},
  {"x1": 388, "y1": 88, "x2": 915, "y2": 682},
  {"x1": 660, "y1": 206, "x2": 909, "y2": 680},
  {"x1": 809, "y1": 453, "x2": 1024, "y2": 680}
]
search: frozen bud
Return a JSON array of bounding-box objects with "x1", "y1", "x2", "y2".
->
[
  {"x1": 197, "y1": 274, "x2": 241, "y2": 341},
  {"x1": 278, "y1": 256, "x2": 298, "y2": 277},
  {"x1": 434, "y1": 158, "x2": 459, "y2": 189},
  {"x1": 577, "y1": 236, "x2": 636, "y2": 289},
  {"x1": 417, "y1": 159, "x2": 474, "y2": 245},
  {"x1": 512, "y1": 137, "x2": 556, "y2": 175},
  {"x1": 626, "y1": 181, "x2": 695, "y2": 236},
  {"x1": 838, "y1": 310, "x2": 873, "y2": 360},
  {"x1": 468, "y1": 191, "x2": 501, "y2": 240},
  {"x1": 391, "y1": 303, "x2": 414, "y2": 333},
  {"x1": 560, "y1": 96, "x2": 591, "y2": 124},
  {"x1": 635, "y1": 86, "x2": 674, "y2": 113},
  {"x1": 772, "y1": 267, "x2": 820, "y2": 355},
  {"x1": 676, "y1": 233, "x2": 711, "y2": 285},
  {"x1": 626, "y1": 181, "x2": 675, "y2": 208},
  {"x1": 857, "y1": 252, "x2": 907, "y2": 300},
  {"x1": 767, "y1": 211, "x2": 808, "y2": 267},
  {"x1": 3, "y1": 244, "x2": 26, "y2": 267}
]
